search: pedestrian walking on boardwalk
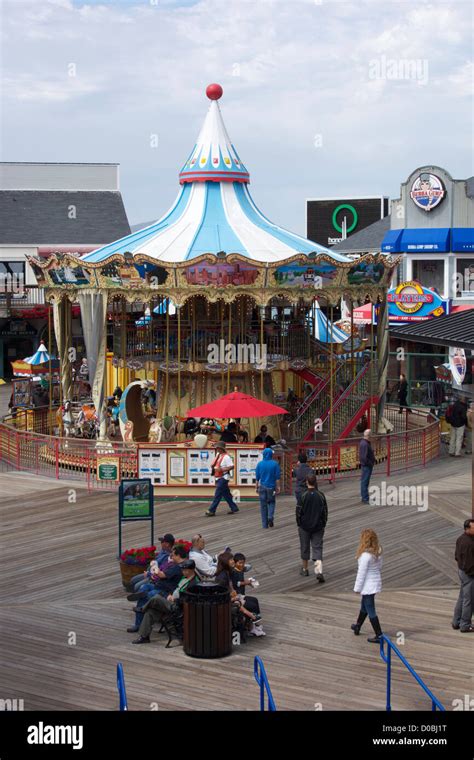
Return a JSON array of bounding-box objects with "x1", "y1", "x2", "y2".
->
[{"x1": 351, "y1": 528, "x2": 384, "y2": 643}]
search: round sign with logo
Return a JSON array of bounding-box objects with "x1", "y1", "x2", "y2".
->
[
  {"x1": 410, "y1": 173, "x2": 445, "y2": 212},
  {"x1": 388, "y1": 281, "x2": 433, "y2": 315},
  {"x1": 332, "y1": 204, "x2": 358, "y2": 233}
]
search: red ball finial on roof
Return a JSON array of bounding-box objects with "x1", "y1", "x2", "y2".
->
[{"x1": 206, "y1": 83, "x2": 223, "y2": 100}]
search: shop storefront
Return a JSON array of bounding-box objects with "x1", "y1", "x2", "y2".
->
[{"x1": 381, "y1": 166, "x2": 474, "y2": 304}]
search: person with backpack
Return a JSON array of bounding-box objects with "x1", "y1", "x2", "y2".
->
[
  {"x1": 204, "y1": 441, "x2": 239, "y2": 516},
  {"x1": 448, "y1": 396, "x2": 468, "y2": 457},
  {"x1": 296, "y1": 474, "x2": 328, "y2": 581}
]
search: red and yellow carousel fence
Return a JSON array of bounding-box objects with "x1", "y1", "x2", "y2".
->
[
  {"x1": 0, "y1": 406, "x2": 440, "y2": 492},
  {"x1": 0, "y1": 415, "x2": 138, "y2": 491},
  {"x1": 297, "y1": 407, "x2": 441, "y2": 483}
]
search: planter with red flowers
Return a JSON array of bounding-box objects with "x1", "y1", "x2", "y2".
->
[{"x1": 119, "y1": 545, "x2": 156, "y2": 587}]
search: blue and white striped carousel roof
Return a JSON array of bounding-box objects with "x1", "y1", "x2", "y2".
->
[{"x1": 82, "y1": 85, "x2": 351, "y2": 265}]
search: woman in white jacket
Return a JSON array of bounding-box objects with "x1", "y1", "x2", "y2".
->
[{"x1": 351, "y1": 528, "x2": 383, "y2": 643}]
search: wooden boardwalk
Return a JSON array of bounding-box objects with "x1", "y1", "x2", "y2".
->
[{"x1": 0, "y1": 456, "x2": 472, "y2": 711}]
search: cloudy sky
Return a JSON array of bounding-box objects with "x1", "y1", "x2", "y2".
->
[{"x1": 1, "y1": 0, "x2": 472, "y2": 233}]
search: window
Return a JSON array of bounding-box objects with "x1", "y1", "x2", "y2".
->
[
  {"x1": 411, "y1": 259, "x2": 445, "y2": 295},
  {"x1": 0, "y1": 261, "x2": 25, "y2": 298},
  {"x1": 455, "y1": 259, "x2": 474, "y2": 296}
]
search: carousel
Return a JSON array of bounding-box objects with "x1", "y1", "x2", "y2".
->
[{"x1": 24, "y1": 83, "x2": 399, "y2": 495}]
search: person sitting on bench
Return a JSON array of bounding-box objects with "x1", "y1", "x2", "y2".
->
[{"x1": 132, "y1": 559, "x2": 198, "y2": 645}]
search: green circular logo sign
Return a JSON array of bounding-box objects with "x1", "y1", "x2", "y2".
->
[{"x1": 332, "y1": 204, "x2": 358, "y2": 233}]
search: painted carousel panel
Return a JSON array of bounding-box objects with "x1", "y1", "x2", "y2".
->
[{"x1": 177, "y1": 257, "x2": 263, "y2": 288}]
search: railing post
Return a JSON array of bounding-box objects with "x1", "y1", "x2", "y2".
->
[
  {"x1": 16, "y1": 430, "x2": 20, "y2": 471},
  {"x1": 55, "y1": 438, "x2": 59, "y2": 479},
  {"x1": 330, "y1": 442, "x2": 335, "y2": 483},
  {"x1": 386, "y1": 642, "x2": 392, "y2": 712},
  {"x1": 386, "y1": 434, "x2": 391, "y2": 477},
  {"x1": 422, "y1": 429, "x2": 426, "y2": 467}
]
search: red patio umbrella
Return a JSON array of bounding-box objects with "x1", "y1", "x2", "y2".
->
[{"x1": 186, "y1": 391, "x2": 287, "y2": 419}]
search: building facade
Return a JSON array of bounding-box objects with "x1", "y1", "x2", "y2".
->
[
  {"x1": 0, "y1": 162, "x2": 130, "y2": 378},
  {"x1": 382, "y1": 166, "x2": 474, "y2": 304}
]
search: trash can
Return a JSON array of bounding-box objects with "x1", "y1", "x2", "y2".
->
[{"x1": 182, "y1": 582, "x2": 232, "y2": 658}]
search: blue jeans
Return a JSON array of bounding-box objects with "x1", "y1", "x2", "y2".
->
[
  {"x1": 360, "y1": 465, "x2": 373, "y2": 502},
  {"x1": 131, "y1": 572, "x2": 148, "y2": 591},
  {"x1": 360, "y1": 594, "x2": 377, "y2": 619},
  {"x1": 208, "y1": 478, "x2": 239, "y2": 514},
  {"x1": 259, "y1": 486, "x2": 276, "y2": 528}
]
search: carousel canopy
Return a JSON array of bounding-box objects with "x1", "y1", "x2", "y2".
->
[{"x1": 82, "y1": 84, "x2": 351, "y2": 265}]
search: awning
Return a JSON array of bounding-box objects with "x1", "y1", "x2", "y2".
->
[
  {"x1": 381, "y1": 229, "x2": 403, "y2": 253},
  {"x1": 389, "y1": 309, "x2": 474, "y2": 350},
  {"x1": 451, "y1": 228, "x2": 474, "y2": 253},
  {"x1": 352, "y1": 303, "x2": 373, "y2": 325},
  {"x1": 400, "y1": 228, "x2": 450, "y2": 252},
  {"x1": 451, "y1": 304, "x2": 474, "y2": 313}
]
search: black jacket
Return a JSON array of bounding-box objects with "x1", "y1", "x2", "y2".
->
[
  {"x1": 455, "y1": 533, "x2": 474, "y2": 576},
  {"x1": 296, "y1": 489, "x2": 328, "y2": 533},
  {"x1": 450, "y1": 401, "x2": 468, "y2": 428}
]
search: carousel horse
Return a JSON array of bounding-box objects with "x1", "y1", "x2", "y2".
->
[
  {"x1": 148, "y1": 418, "x2": 162, "y2": 443},
  {"x1": 160, "y1": 414, "x2": 177, "y2": 442},
  {"x1": 118, "y1": 380, "x2": 153, "y2": 443}
]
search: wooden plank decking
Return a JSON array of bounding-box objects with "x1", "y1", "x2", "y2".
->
[{"x1": 0, "y1": 455, "x2": 472, "y2": 711}]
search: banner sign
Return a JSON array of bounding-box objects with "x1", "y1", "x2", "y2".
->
[
  {"x1": 410, "y1": 173, "x2": 446, "y2": 212},
  {"x1": 118, "y1": 478, "x2": 154, "y2": 556},
  {"x1": 97, "y1": 455, "x2": 120, "y2": 483},
  {"x1": 449, "y1": 348, "x2": 466, "y2": 387},
  {"x1": 376, "y1": 281, "x2": 449, "y2": 323}
]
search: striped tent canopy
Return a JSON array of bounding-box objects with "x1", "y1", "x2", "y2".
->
[
  {"x1": 313, "y1": 302, "x2": 348, "y2": 343},
  {"x1": 82, "y1": 85, "x2": 351, "y2": 266},
  {"x1": 24, "y1": 343, "x2": 56, "y2": 364}
]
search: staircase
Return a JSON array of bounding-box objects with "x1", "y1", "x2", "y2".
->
[{"x1": 288, "y1": 359, "x2": 378, "y2": 442}]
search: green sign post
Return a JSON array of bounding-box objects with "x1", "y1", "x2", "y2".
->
[{"x1": 118, "y1": 478, "x2": 154, "y2": 557}]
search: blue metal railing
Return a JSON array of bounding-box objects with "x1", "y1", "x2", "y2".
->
[
  {"x1": 380, "y1": 635, "x2": 445, "y2": 712},
  {"x1": 117, "y1": 662, "x2": 128, "y2": 711},
  {"x1": 254, "y1": 656, "x2": 277, "y2": 711}
]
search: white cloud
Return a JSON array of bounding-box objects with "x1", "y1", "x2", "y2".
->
[{"x1": 0, "y1": 0, "x2": 472, "y2": 229}]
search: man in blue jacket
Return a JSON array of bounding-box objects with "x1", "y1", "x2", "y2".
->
[
  {"x1": 255, "y1": 448, "x2": 281, "y2": 528},
  {"x1": 359, "y1": 428, "x2": 375, "y2": 504}
]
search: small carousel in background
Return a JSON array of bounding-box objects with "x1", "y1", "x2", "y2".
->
[{"x1": 9, "y1": 342, "x2": 61, "y2": 432}]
